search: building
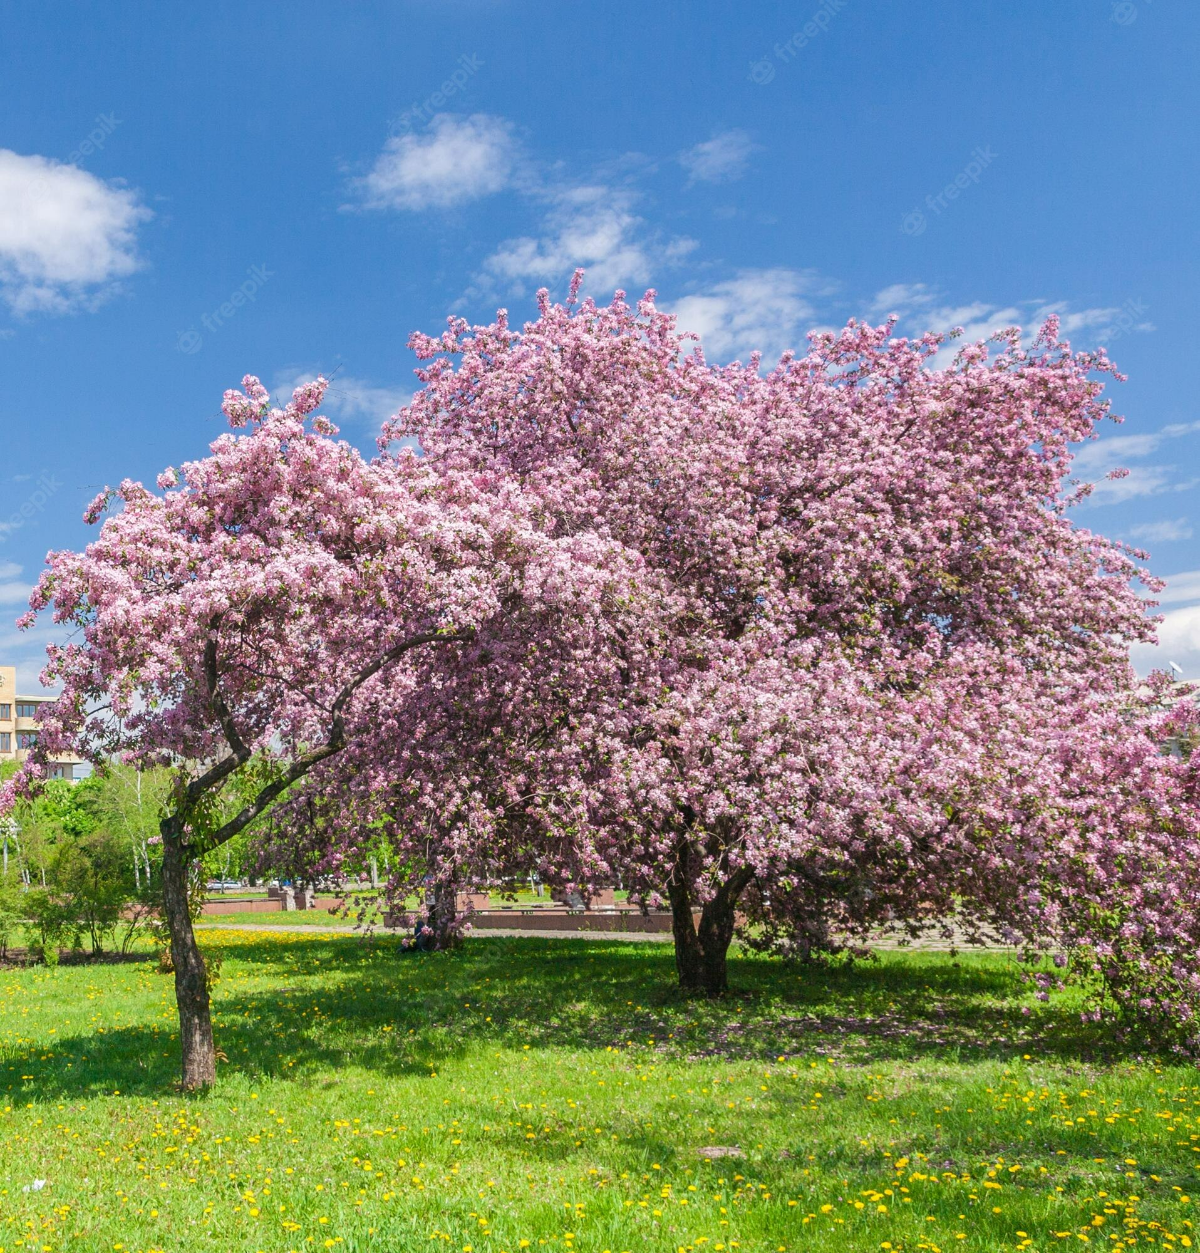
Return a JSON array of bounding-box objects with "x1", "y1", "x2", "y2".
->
[{"x1": 0, "y1": 665, "x2": 87, "y2": 781}]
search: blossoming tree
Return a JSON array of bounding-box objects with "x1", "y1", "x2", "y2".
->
[
  {"x1": 0, "y1": 374, "x2": 643, "y2": 1087},
  {"x1": 354, "y1": 277, "x2": 1183, "y2": 1004}
]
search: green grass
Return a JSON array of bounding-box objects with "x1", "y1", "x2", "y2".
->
[
  {"x1": 202, "y1": 909, "x2": 385, "y2": 928},
  {"x1": 0, "y1": 931, "x2": 1196, "y2": 1253}
]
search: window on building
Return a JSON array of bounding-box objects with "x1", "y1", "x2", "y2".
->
[
  {"x1": 0, "y1": 704, "x2": 9, "y2": 720},
  {"x1": 17, "y1": 731, "x2": 38, "y2": 749},
  {"x1": 48, "y1": 764, "x2": 66, "y2": 779},
  {"x1": 0, "y1": 732, "x2": 9, "y2": 752},
  {"x1": 16, "y1": 703, "x2": 39, "y2": 719}
]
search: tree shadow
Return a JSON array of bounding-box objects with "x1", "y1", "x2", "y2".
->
[{"x1": 12, "y1": 935, "x2": 1152, "y2": 1102}]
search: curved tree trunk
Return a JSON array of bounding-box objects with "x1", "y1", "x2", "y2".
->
[
  {"x1": 161, "y1": 829, "x2": 216, "y2": 1090},
  {"x1": 668, "y1": 841, "x2": 754, "y2": 998}
]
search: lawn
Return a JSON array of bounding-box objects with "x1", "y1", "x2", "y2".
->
[
  {"x1": 0, "y1": 932, "x2": 1195, "y2": 1253},
  {"x1": 202, "y1": 910, "x2": 387, "y2": 928}
]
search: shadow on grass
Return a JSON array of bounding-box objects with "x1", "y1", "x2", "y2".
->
[{"x1": 10, "y1": 935, "x2": 1149, "y2": 1101}]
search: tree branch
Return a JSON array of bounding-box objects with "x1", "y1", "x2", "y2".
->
[{"x1": 193, "y1": 625, "x2": 476, "y2": 853}]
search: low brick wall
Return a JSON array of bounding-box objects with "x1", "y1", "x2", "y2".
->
[
  {"x1": 202, "y1": 896, "x2": 279, "y2": 915},
  {"x1": 384, "y1": 906, "x2": 688, "y2": 933},
  {"x1": 201, "y1": 895, "x2": 352, "y2": 916},
  {"x1": 473, "y1": 909, "x2": 677, "y2": 933}
]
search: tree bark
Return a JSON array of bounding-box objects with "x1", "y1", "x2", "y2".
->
[
  {"x1": 428, "y1": 879, "x2": 462, "y2": 950},
  {"x1": 161, "y1": 828, "x2": 216, "y2": 1090},
  {"x1": 667, "y1": 868, "x2": 705, "y2": 993},
  {"x1": 667, "y1": 843, "x2": 753, "y2": 998}
]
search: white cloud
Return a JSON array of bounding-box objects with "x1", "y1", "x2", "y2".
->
[
  {"x1": 353, "y1": 114, "x2": 516, "y2": 211},
  {"x1": 274, "y1": 370, "x2": 410, "y2": 433},
  {"x1": 1147, "y1": 569, "x2": 1200, "y2": 607},
  {"x1": 920, "y1": 302, "x2": 1026, "y2": 368},
  {"x1": 1129, "y1": 518, "x2": 1193, "y2": 544},
  {"x1": 1064, "y1": 422, "x2": 1200, "y2": 505},
  {"x1": 479, "y1": 185, "x2": 697, "y2": 297},
  {"x1": 868, "y1": 286, "x2": 1156, "y2": 369},
  {"x1": 1072, "y1": 432, "x2": 1174, "y2": 476},
  {"x1": 0, "y1": 582, "x2": 31, "y2": 606},
  {"x1": 668, "y1": 269, "x2": 832, "y2": 363},
  {"x1": 0, "y1": 149, "x2": 150, "y2": 314},
  {"x1": 678, "y1": 130, "x2": 758, "y2": 185},
  {"x1": 1030, "y1": 299, "x2": 1155, "y2": 343},
  {"x1": 867, "y1": 282, "x2": 937, "y2": 320},
  {"x1": 0, "y1": 617, "x2": 66, "y2": 695},
  {"x1": 1130, "y1": 604, "x2": 1200, "y2": 681},
  {"x1": 1086, "y1": 466, "x2": 1179, "y2": 505},
  {"x1": 322, "y1": 377, "x2": 410, "y2": 431},
  {"x1": 0, "y1": 562, "x2": 30, "y2": 608}
]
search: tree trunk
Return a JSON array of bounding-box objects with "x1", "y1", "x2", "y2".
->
[
  {"x1": 161, "y1": 830, "x2": 216, "y2": 1090},
  {"x1": 667, "y1": 872, "x2": 705, "y2": 993},
  {"x1": 668, "y1": 844, "x2": 753, "y2": 998},
  {"x1": 427, "y1": 879, "x2": 462, "y2": 950}
]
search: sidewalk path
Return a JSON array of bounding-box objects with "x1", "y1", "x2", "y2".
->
[
  {"x1": 195, "y1": 920, "x2": 1009, "y2": 950},
  {"x1": 196, "y1": 921, "x2": 673, "y2": 942}
]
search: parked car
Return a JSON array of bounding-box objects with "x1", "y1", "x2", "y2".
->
[{"x1": 206, "y1": 878, "x2": 242, "y2": 892}]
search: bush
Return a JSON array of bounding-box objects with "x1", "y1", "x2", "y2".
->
[
  {"x1": 0, "y1": 870, "x2": 23, "y2": 959},
  {"x1": 53, "y1": 829, "x2": 138, "y2": 954},
  {"x1": 23, "y1": 887, "x2": 70, "y2": 964}
]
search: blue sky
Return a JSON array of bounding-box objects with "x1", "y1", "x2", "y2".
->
[{"x1": 0, "y1": 0, "x2": 1197, "y2": 689}]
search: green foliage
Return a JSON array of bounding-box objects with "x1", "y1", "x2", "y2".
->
[
  {"x1": 0, "y1": 868, "x2": 23, "y2": 958},
  {"x1": 53, "y1": 827, "x2": 158, "y2": 954},
  {"x1": 0, "y1": 765, "x2": 173, "y2": 963},
  {"x1": 201, "y1": 944, "x2": 223, "y2": 992},
  {"x1": 93, "y1": 762, "x2": 172, "y2": 892},
  {"x1": 22, "y1": 885, "x2": 69, "y2": 963}
]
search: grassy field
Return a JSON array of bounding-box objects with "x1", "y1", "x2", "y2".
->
[
  {"x1": 0, "y1": 932, "x2": 1195, "y2": 1253},
  {"x1": 203, "y1": 909, "x2": 388, "y2": 928}
]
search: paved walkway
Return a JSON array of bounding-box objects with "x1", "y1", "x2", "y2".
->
[
  {"x1": 196, "y1": 921, "x2": 673, "y2": 942},
  {"x1": 195, "y1": 920, "x2": 1011, "y2": 951}
]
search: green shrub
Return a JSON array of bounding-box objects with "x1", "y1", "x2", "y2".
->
[
  {"x1": 53, "y1": 829, "x2": 139, "y2": 954},
  {"x1": 23, "y1": 887, "x2": 70, "y2": 964},
  {"x1": 0, "y1": 870, "x2": 23, "y2": 959}
]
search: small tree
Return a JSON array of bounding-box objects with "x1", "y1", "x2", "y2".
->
[
  {"x1": 2, "y1": 374, "x2": 640, "y2": 1088},
  {"x1": 0, "y1": 865, "x2": 22, "y2": 959},
  {"x1": 53, "y1": 827, "x2": 137, "y2": 954},
  {"x1": 95, "y1": 764, "x2": 172, "y2": 890}
]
